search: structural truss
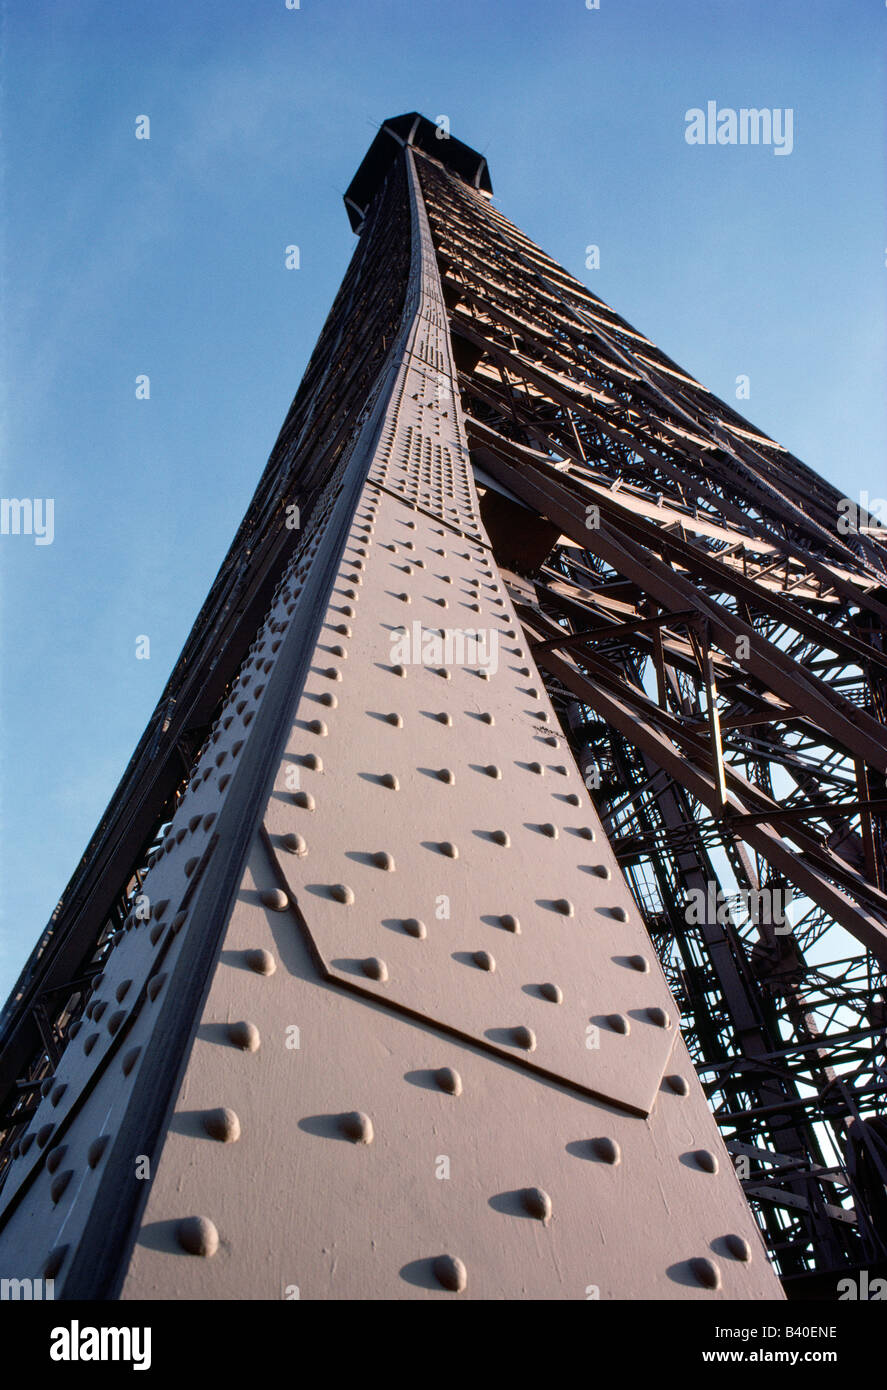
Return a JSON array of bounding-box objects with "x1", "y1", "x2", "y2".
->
[{"x1": 0, "y1": 113, "x2": 883, "y2": 1299}]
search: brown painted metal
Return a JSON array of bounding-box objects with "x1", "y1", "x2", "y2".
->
[
  {"x1": 2, "y1": 110, "x2": 883, "y2": 1294},
  {"x1": 412, "y1": 149, "x2": 886, "y2": 1284},
  {"x1": 0, "y1": 127, "x2": 781, "y2": 1301}
]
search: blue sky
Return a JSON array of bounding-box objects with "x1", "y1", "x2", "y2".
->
[{"x1": 1, "y1": 0, "x2": 885, "y2": 1002}]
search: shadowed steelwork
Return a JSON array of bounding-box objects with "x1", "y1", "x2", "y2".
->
[{"x1": 0, "y1": 112, "x2": 877, "y2": 1300}]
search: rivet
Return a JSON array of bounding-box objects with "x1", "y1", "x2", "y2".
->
[
  {"x1": 435, "y1": 667, "x2": 451, "y2": 680},
  {"x1": 512, "y1": 1026, "x2": 536, "y2": 1051},
  {"x1": 152, "y1": 899, "x2": 170, "y2": 920},
  {"x1": 177, "y1": 1216, "x2": 219, "y2": 1258},
  {"x1": 473, "y1": 950, "x2": 495, "y2": 972},
  {"x1": 171, "y1": 910, "x2": 187, "y2": 934},
  {"x1": 522, "y1": 1187, "x2": 552, "y2": 1223},
  {"x1": 491, "y1": 830, "x2": 510, "y2": 847},
  {"x1": 308, "y1": 719, "x2": 328, "y2": 736},
  {"x1": 591, "y1": 864, "x2": 611, "y2": 879},
  {"x1": 51, "y1": 1084, "x2": 67, "y2": 1107},
  {"x1": 607, "y1": 1013, "x2": 630, "y2": 1034},
  {"x1": 540, "y1": 982, "x2": 563, "y2": 1003},
  {"x1": 610, "y1": 906, "x2": 629, "y2": 922},
  {"x1": 436, "y1": 768, "x2": 454, "y2": 784},
  {"x1": 330, "y1": 884, "x2": 355, "y2": 904},
  {"x1": 380, "y1": 773, "x2": 399, "y2": 790},
  {"x1": 499, "y1": 914, "x2": 520, "y2": 933},
  {"x1": 303, "y1": 753, "x2": 322, "y2": 770},
  {"x1": 203, "y1": 813, "x2": 217, "y2": 830},
  {"x1": 282, "y1": 832, "x2": 308, "y2": 856},
  {"x1": 107, "y1": 1009, "x2": 126, "y2": 1035},
  {"x1": 725, "y1": 1234, "x2": 752, "y2": 1262},
  {"x1": 330, "y1": 645, "x2": 347, "y2": 659},
  {"x1": 147, "y1": 974, "x2": 167, "y2": 1001},
  {"x1": 439, "y1": 841, "x2": 459, "y2": 858},
  {"x1": 246, "y1": 948, "x2": 276, "y2": 976},
  {"x1": 628, "y1": 955, "x2": 649, "y2": 972},
  {"x1": 565, "y1": 793, "x2": 581, "y2": 806},
  {"x1": 121, "y1": 1047, "x2": 141, "y2": 1076},
  {"x1": 83, "y1": 1032, "x2": 100, "y2": 1055},
  {"x1": 362, "y1": 957, "x2": 388, "y2": 981},
  {"x1": 484, "y1": 765, "x2": 501, "y2": 779},
  {"x1": 341, "y1": 1111, "x2": 374, "y2": 1144},
  {"x1": 403, "y1": 918, "x2": 426, "y2": 938},
  {"x1": 261, "y1": 888, "x2": 289, "y2": 912},
  {"x1": 46, "y1": 1145, "x2": 67, "y2": 1174},
  {"x1": 436, "y1": 712, "x2": 452, "y2": 725},
  {"x1": 433, "y1": 1254, "x2": 467, "y2": 1292},
  {"x1": 553, "y1": 898, "x2": 573, "y2": 916},
  {"x1": 88, "y1": 1135, "x2": 110, "y2": 1168},
  {"x1": 228, "y1": 1020, "x2": 260, "y2": 1051},
  {"x1": 476, "y1": 667, "x2": 488, "y2": 678},
  {"x1": 386, "y1": 712, "x2": 403, "y2": 726},
  {"x1": 50, "y1": 1170, "x2": 73, "y2": 1204},
  {"x1": 578, "y1": 826, "x2": 595, "y2": 840},
  {"x1": 319, "y1": 691, "x2": 337, "y2": 707},
  {"x1": 91, "y1": 1000, "x2": 108, "y2": 1021},
  {"x1": 480, "y1": 712, "x2": 494, "y2": 725},
  {"x1": 322, "y1": 667, "x2": 342, "y2": 681},
  {"x1": 149, "y1": 922, "x2": 165, "y2": 945},
  {"x1": 203, "y1": 1107, "x2": 241, "y2": 1143},
  {"x1": 372, "y1": 851, "x2": 396, "y2": 871},
  {"x1": 391, "y1": 664, "x2": 407, "y2": 678},
  {"x1": 333, "y1": 624, "x2": 351, "y2": 637},
  {"x1": 540, "y1": 822, "x2": 558, "y2": 838},
  {"x1": 666, "y1": 1074, "x2": 690, "y2": 1095},
  {"x1": 694, "y1": 1149, "x2": 719, "y2": 1174},
  {"x1": 435, "y1": 1067, "x2": 462, "y2": 1095},
  {"x1": 592, "y1": 1137, "x2": 621, "y2": 1165},
  {"x1": 184, "y1": 856, "x2": 199, "y2": 876},
  {"x1": 189, "y1": 815, "x2": 202, "y2": 832},
  {"x1": 646, "y1": 1006, "x2": 670, "y2": 1028},
  {"x1": 397, "y1": 592, "x2": 410, "y2": 603},
  {"x1": 690, "y1": 1257, "x2": 721, "y2": 1290},
  {"x1": 294, "y1": 791, "x2": 316, "y2": 810},
  {"x1": 528, "y1": 762, "x2": 544, "y2": 775}
]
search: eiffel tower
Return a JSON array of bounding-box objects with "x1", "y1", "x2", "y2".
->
[{"x1": 1, "y1": 112, "x2": 884, "y2": 1301}]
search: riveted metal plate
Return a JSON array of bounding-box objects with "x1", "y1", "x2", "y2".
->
[{"x1": 264, "y1": 484, "x2": 680, "y2": 1115}]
